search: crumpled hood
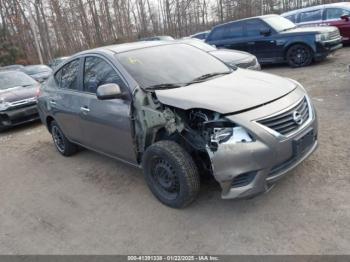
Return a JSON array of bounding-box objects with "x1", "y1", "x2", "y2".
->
[
  {"x1": 155, "y1": 69, "x2": 297, "y2": 114},
  {"x1": 0, "y1": 85, "x2": 37, "y2": 103}
]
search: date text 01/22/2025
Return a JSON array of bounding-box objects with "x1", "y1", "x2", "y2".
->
[{"x1": 127, "y1": 256, "x2": 220, "y2": 261}]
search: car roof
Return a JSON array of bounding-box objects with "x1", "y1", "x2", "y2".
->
[
  {"x1": 191, "y1": 30, "x2": 210, "y2": 36},
  {"x1": 211, "y1": 14, "x2": 279, "y2": 29},
  {"x1": 76, "y1": 41, "x2": 180, "y2": 55},
  {"x1": 282, "y1": 2, "x2": 350, "y2": 16}
]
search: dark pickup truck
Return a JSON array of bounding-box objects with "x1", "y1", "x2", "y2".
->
[{"x1": 206, "y1": 14, "x2": 343, "y2": 67}]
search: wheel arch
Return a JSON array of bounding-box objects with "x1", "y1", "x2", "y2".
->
[
  {"x1": 46, "y1": 115, "x2": 55, "y2": 133},
  {"x1": 284, "y1": 41, "x2": 315, "y2": 59}
]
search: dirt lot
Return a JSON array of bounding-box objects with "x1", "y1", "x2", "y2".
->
[{"x1": 0, "y1": 47, "x2": 349, "y2": 255}]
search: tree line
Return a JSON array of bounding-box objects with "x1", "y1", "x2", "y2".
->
[{"x1": 0, "y1": 0, "x2": 346, "y2": 65}]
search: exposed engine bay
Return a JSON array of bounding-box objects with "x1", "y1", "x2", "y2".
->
[{"x1": 132, "y1": 89, "x2": 253, "y2": 165}]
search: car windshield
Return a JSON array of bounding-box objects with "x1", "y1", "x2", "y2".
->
[
  {"x1": 116, "y1": 44, "x2": 230, "y2": 89},
  {"x1": 263, "y1": 16, "x2": 296, "y2": 32},
  {"x1": 23, "y1": 65, "x2": 51, "y2": 75},
  {"x1": 0, "y1": 71, "x2": 37, "y2": 90}
]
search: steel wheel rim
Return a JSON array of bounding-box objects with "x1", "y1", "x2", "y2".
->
[
  {"x1": 52, "y1": 126, "x2": 65, "y2": 153},
  {"x1": 150, "y1": 157, "x2": 180, "y2": 200}
]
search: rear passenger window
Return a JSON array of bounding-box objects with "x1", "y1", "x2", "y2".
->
[
  {"x1": 225, "y1": 22, "x2": 244, "y2": 38},
  {"x1": 300, "y1": 9, "x2": 323, "y2": 22},
  {"x1": 209, "y1": 27, "x2": 225, "y2": 40},
  {"x1": 245, "y1": 19, "x2": 270, "y2": 37},
  {"x1": 325, "y1": 8, "x2": 350, "y2": 20},
  {"x1": 83, "y1": 56, "x2": 124, "y2": 94},
  {"x1": 58, "y1": 59, "x2": 80, "y2": 90}
]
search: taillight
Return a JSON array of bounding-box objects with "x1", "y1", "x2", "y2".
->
[{"x1": 36, "y1": 84, "x2": 42, "y2": 98}]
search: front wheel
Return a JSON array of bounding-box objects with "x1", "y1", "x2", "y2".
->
[
  {"x1": 286, "y1": 44, "x2": 313, "y2": 68},
  {"x1": 142, "y1": 141, "x2": 200, "y2": 208}
]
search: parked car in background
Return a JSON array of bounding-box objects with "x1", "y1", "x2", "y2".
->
[
  {"x1": 190, "y1": 30, "x2": 210, "y2": 40},
  {"x1": 0, "y1": 65, "x2": 24, "y2": 71},
  {"x1": 38, "y1": 42, "x2": 318, "y2": 208},
  {"x1": 179, "y1": 39, "x2": 260, "y2": 70},
  {"x1": 0, "y1": 71, "x2": 40, "y2": 131},
  {"x1": 22, "y1": 65, "x2": 52, "y2": 83},
  {"x1": 206, "y1": 14, "x2": 342, "y2": 67},
  {"x1": 282, "y1": 2, "x2": 350, "y2": 44},
  {"x1": 48, "y1": 56, "x2": 70, "y2": 69},
  {"x1": 139, "y1": 36, "x2": 174, "y2": 41}
]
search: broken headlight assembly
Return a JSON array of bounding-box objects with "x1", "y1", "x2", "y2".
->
[
  {"x1": 203, "y1": 119, "x2": 254, "y2": 151},
  {"x1": 211, "y1": 126, "x2": 253, "y2": 144}
]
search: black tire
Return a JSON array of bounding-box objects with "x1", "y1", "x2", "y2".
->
[
  {"x1": 142, "y1": 140, "x2": 200, "y2": 208},
  {"x1": 50, "y1": 120, "x2": 77, "y2": 156},
  {"x1": 286, "y1": 44, "x2": 313, "y2": 68}
]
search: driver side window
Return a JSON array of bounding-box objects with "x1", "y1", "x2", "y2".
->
[
  {"x1": 245, "y1": 19, "x2": 270, "y2": 37},
  {"x1": 83, "y1": 56, "x2": 124, "y2": 94}
]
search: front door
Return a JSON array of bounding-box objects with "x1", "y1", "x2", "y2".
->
[
  {"x1": 78, "y1": 55, "x2": 137, "y2": 164},
  {"x1": 243, "y1": 19, "x2": 280, "y2": 63}
]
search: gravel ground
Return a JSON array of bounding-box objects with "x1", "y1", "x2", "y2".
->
[{"x1": 0, "y1": 47, "x2": 349, "y2": 255}]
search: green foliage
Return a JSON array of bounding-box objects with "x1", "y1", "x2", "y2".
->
[
  {"x1": 0, "y1": 28, "x2": 22, "y2": 66},
  {"x1": 0, "y1": 40, "x2": 21, "y2": 66}
]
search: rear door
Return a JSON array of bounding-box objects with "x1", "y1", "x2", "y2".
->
[
  {"x1": 50, "y1": 58, "x2": 85, "y2": 143},
  {"x1": 207, "y1": 22, "x2": 247, "y2": 52},
  {"x1": 77, "y1": 55, "x2": 137, "y2": 163},
  {"x1": 323, "y1": 8, "x2": 350, "y2": 41}
]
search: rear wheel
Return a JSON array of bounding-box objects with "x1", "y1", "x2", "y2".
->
[
  {"x1": 286, "y1": 44, "x2": 313, "y2": 68},
  {"x1": 142, "y1": 140, "x2": 200, "y2": 208},
  {"x1": 50, "y1": 120, "x2": 77, "y2": 156}
]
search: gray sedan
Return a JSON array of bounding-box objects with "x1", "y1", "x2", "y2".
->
[
  {"x1": 37, "y1": 42, "x2": 318, "y2": 208},
  {"x1": 23, "y1": 65, "x2": 53, "y2": 83},
  {"x1": 0, "y1": 71, "x2": 40, "y2": 131},
  {"x1": 179, "y1": 39, "x2": 261, "y2": 70}
]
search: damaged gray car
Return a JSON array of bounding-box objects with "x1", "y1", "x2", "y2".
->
[{"x1": 37, "y1": 42, "x2": 318, "y2": 208}]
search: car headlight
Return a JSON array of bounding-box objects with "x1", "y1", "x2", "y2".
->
[
  {"x1": 285, "y1": 77, "x2": 307, "y2": 93},
  {"x1": 211, "y1": 126, "x2": 253, "y2": 144},
  {"x1": 0, "y1": 98, "x2": 10, "y2": 111},
  {"x1": 315, "y1": 32, "x2": 330, "y2": 42}
]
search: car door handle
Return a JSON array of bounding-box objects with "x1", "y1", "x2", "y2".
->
[
  {"x1": 49, "y1": 100, "x2": 56, "y2": 105},
  {"x1": 247, "y1": 41, "x2": 255, "y2": 45},
  {"x1": 80, "y1": 106, "x2": 90, "y2": 113}
]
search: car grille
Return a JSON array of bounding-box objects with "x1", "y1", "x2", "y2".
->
[
  {"x1": 329, "y1": 30, "x2": 341, "y2": 40},
  {"x1": 236, "y1": 59, "x2": 256, "y2": 69},
  {"x1": 9, "y1": 97, "x2": 37, "y2": 109},
  {"x1": 257, "y1": 97, "x2": 310, "y2": 136}
]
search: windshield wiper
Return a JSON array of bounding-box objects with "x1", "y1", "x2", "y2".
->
[
  {"x1": 145, "y1": 83, "x2": 183, "y2": 91},
  {"x1": 185, "y1": 71, "x2": 232, "y2": 86}
]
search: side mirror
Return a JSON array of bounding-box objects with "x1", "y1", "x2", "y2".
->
[
  {"x1": 260, "y1": 28, "x2": 271, "y2": 36},
  {"x1": 340, "y1": 15, "x2": 350, "y2": 21},
  {"x1": 96, "y1": 83, "x2": 125, "y2": 100}
]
